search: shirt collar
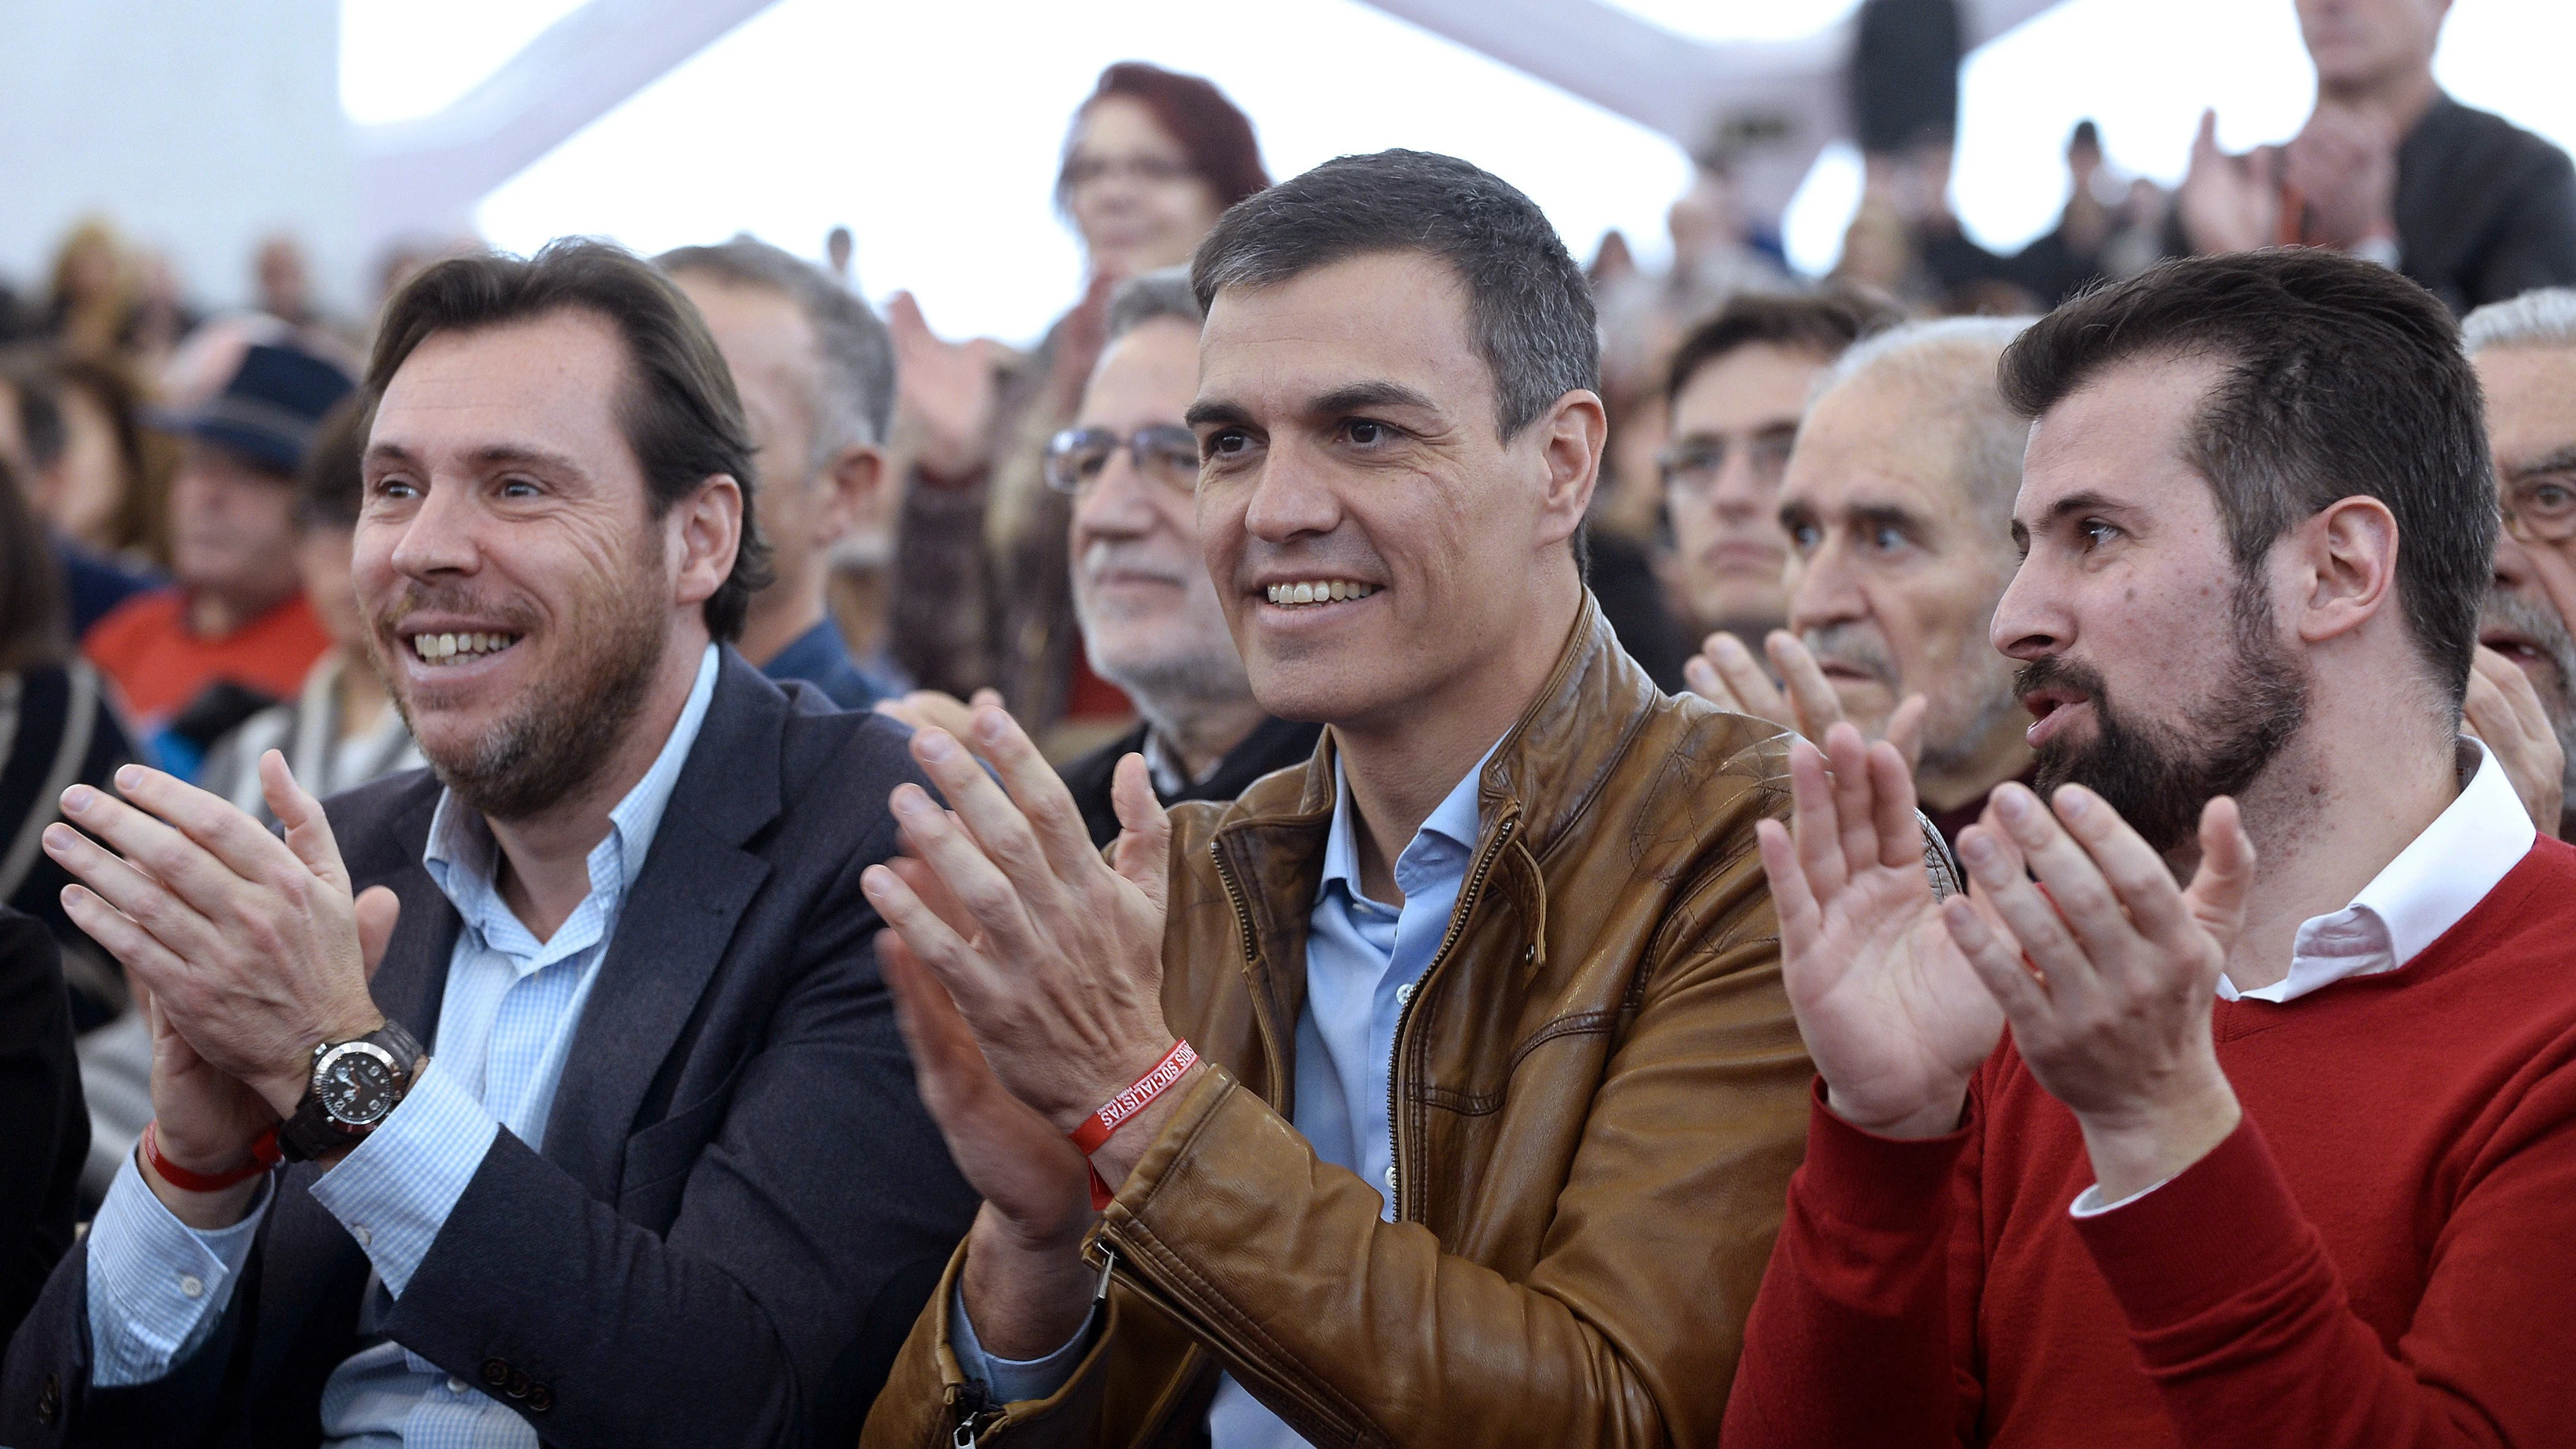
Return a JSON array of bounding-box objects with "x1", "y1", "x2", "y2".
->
[
  {"x1": 424, "y1": 643, "x2": 724, "y2": 914},
  {"x1": 2222, "y1": 738, "x2": 2536, "y2": 1003},
  {"x1": 1319, "y1": 740, "x2": 1495, "y2": 909}
]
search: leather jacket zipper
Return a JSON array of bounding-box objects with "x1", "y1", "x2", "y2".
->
[{"x1": 1384, "y1": 810, "x2": 1519, "y2": 1221}]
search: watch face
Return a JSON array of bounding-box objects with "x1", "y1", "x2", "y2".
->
[{"x1": 316, "y1": 1044, "x2": 401, "y2": 1126}]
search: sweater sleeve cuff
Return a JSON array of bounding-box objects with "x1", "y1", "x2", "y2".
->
[
  {"x1": 1798, "y1": 1077, "x2": 1974, "y2": 1232},
  {"x1": 2072, "y1": 1113, "x2": 2315, "y2": 1332}
]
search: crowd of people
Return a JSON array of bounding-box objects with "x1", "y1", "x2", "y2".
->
[{"x1": 4, "y1": 0, "x2": 2576, "y2": 1443}]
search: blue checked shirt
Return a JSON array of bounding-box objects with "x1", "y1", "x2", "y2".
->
[
  {"x1": 956, "y1": 744, "x2": 1492, "y2": 1449},
  {"x1": 83, "y1": 643, "x2": 721, "y2": 1448}
]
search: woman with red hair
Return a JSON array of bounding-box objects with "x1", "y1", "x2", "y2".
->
[{"x1": 877, "y1": 63, "x2": 1267, "y2": 752}]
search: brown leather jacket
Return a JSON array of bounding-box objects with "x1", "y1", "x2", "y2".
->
[{"x1": 863, "y1": 600, "x2": 1815, "y2": 1448}]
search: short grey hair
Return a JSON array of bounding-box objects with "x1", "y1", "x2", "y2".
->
[
  {"x1": 1106, "y1": 267, "x2": 1203, "y2": 344},
  {"x1": 1821, "y1": 315, "x2": 2035, "y2": 521},
  {"x1": 2462, "y1": 286, "x2": 2576, "y2": 354},
  {"x1": 656, "y1": 235, "x2": 895, "y2": 470}
]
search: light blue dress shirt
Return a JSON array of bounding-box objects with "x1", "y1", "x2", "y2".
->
[
  {"x1": 83, "y1": 643, "x2": 722, "y2": 1449},
  {"x1": 957, "y1": 743, "x2": 1493, "y2": 1449}
]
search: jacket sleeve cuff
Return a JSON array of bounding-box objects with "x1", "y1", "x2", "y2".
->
[
  {"x1": 305, "y1": 1057, "x2": 499, "y2": 1297},
  {"x1": 948, "y1": 1275, "x2": 1098, "y2": 1404},
  {"x1": 2072, "y1": 1113, "x2": 2317, "y2": 1334},
  {"x1": 1797, "y1": 1077, "x2": 1974, "y2": 1233}
]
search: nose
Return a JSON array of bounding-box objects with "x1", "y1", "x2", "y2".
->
[
  {"x1": 1709, "y1": 452, "x2": 1770, "y2": 523},
  {"x1": 1989, "y1": 555, "x2": 2064, "y2": 662},
  {"x1": 385, "y1": 477, "x2": 482, "y2": 581},
  {"x1": 1239, "y1": 435, "x2": 1343, "y2": 545},
  {"x1": 1073, "y1": 445, "x2": 1165, "y2": 543},
  {"x1": 1785, "y1": 527, "x2": 1867, "y2": 637},
  {"x1": 2496, "y1": 528, "x2": 2540, "y2": 593}
]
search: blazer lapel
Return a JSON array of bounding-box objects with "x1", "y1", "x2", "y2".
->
[{"x1": 539, "y1": 651, "x2": 784, "y2": 1202}]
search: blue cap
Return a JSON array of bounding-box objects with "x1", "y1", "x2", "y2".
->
[{"x1": 177, "y1": 343, "x2": 356, "y2": 476}]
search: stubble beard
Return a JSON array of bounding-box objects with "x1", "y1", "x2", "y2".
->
[
  {"x1": 2020, "y1": 570, "x2": 2311, "y2": 854},
  {"x1": 377, "y1": 546, "x2": 672, "y2": 825}
]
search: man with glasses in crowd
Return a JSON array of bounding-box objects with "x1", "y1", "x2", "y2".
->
[{"x1": 1043, "y1": 269, "x2": 1319, "y2": 847}]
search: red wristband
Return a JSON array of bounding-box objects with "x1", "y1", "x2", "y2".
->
[
  {"x1": 1069, "y1": 1039, "x2": 1198, "y2": 1209},
  {"x1": 142, "y1": 1120, "x2": 282, "y2": 1193}
]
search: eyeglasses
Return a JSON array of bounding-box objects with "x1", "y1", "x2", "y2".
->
[
  {"x1": 1044, "y1": 426, "x2": 1202, "y2": 497},
  {"x1": 2501, "y1": 470, "x2": 2576, "y2": 544},
  {"x1": 1657, "y1": 430, "x2": 1797, "y2": 502},
  {"x1": 1060, "y1": 153, "x2": 1198, "y2": 191}
]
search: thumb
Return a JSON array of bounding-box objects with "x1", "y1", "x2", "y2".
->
[
  {"x1": 887, "y1": 289, "x2": 926, "y2": 339},
  {"x1": 1108, "y1": 753, "x2": 1171, "y2": 916},
  {"x1": 970, "y1": 687, "x2": 1005, "y2": 711},
  {"x1": 2181, "y1": 796, "x2": 2256, "y2": 957},
  {"x1": 2194, "y1": 109, "x2": 2218, "y2": 155},
  {"x1": 260, "y1": 751, "x2": 353, "y2": 892},
  {"x1": 355, "y1": 885, "x2": 401, "y2": 981}
]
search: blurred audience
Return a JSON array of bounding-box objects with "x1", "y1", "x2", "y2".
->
[
  {"x1": 0, "y1": 350, "x2": 164, "y2": 635},
  {"x1": 663, "y1": 237, "x2": 905, "y2": 707},
  {"x1": 1048, "y1": 268, "x2": 1320, "y2": 844},
  {"x1": 0, "y1": 904, "x2": 86, "y2": 1352},
  {"x1": 197, "y1": 398, "x2": 423, "y2": 824},
  {"x1": 2177, "y1": 0, "x2": 2576, "y2": 312},
  {"x1": 885, "y1": 61, "x2": 1267, "y2": 754},
  {"x1": 1690, "y1": 317, "x2": 2036, "y2": 853},
  {"x1": 82, "y1": 342, "x2": 351, "y2": 773},
  {"x1": 2012, "y1": 121, "x2": 2175, "y2": 307},
  {"x1": 1659, "y1": 290, "x2": 1903, "y2": 652},
  {"x1": 0, "y1": 456, "x2": 139, "y2": 1033}
]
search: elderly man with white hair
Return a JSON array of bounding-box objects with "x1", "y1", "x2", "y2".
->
[
  {"x1": 1688, "y1": 316, "x2": 2037, "y2": 851},
  {"x1": 2460, "y1": 286, "x2": 2576, "y2": 836}
]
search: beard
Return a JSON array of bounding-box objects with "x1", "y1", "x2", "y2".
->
[
  {"x1": 374, "y1": 543, "x2": 671, "y2": 824},
  {"x1": 2018, "y1": 570, "x2": 2311, "y2": 853}
]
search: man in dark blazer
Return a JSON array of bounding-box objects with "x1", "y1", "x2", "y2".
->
[
  {"x1": 4, "y1": 240, "x2": 976, "y2": 1447},
  {"x1": 0, "y1": 905, "x2": 85, "y2": 1350}
]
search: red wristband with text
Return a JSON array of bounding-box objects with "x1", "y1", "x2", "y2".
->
[
  {"x1": 1070, "y1": 1039, "x2": 1198, "y2": 1209},
  {"x1": 142, "y1": 1120, "x2": 282, "y2": 1193}
]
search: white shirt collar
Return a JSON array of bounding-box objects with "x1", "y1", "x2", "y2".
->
[
  {"x1": 2221, "y1": 738, "x2": 2536, "y2": 1004},
  {"x1": 423, "y1": 643, "x2": 723, "y2": 917}
]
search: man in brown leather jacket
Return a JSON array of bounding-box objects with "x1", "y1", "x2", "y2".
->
[{"x1": 856, "y1": 149, "x2": 1817, "y2": 1448}]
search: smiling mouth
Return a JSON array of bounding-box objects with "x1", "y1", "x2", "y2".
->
[
  {"x1": 1263, "y1": 580, "x2": 1379, "y2": 608},
  {"x1": 2483, "y1": 630, "x2": 2542, "y2": 664},
  {"x1": 407, "y1": 631, "x2": 523, "y2": 667}
]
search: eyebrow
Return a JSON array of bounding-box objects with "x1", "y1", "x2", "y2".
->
[
  {"x1": 2502, "y1": 444, "x2": 2576, "y2": 480},
  {"x1": 1184, "y1": 380, "x2": 1443, "y2": 432},
  {"x1": 2016, "y1": 488, "x2": 2126, "y2": 534},
  {"x1": 362, "y1": 440, "x2": 591, "y2": 478}
]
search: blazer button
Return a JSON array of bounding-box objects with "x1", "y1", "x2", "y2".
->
[
  {"x1": 526, "y1": 1382, "x2": 556, "y2": 1413},
  {"x1": 505, "y1": 1367, "x2": 533, "y2": 1400},
  {"x1": 36, "y1": 1372, "x2": 60, "y2": 1424},
  {"x1": 480, "y1": 1357, "x2": 510, "y2": 1389}
]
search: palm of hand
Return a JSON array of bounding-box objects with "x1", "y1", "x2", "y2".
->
[
  {"x1": 1791, "y1": 859, "x2": 2003, "y2": 1134},
  {"x1": 147, "y1": 993, "x2": 275, "y2": 1166}
]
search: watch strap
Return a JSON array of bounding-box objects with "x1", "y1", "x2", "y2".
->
[{"x1": 277, "y1": 1019, "x2": 427, "y2": 1163}]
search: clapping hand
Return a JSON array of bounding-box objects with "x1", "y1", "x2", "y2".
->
[
  {"x1": 2177, "y1": 109, "x2": 2285, "y2": 256},
  {"x1": 1760, "y1": 722, "x2": 2260, "y2": 1199},
  {"x1": 2462, "y1": 645, "x2": 2566, "y2": 835},
  {"x1": 1687, "y1": 630, "x2": 1927, "y2": 770},
  {"x1": 887, "y1": 291, "x2": 1008, "y2": 481}
]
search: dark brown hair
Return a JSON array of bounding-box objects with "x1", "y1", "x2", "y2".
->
[
  {"x1": 1058, "y1": 62, "x2": 1268, "y2": 213},
  {"x1": 1663, "y1": 288, "x2": 1906, "y2": 411},
  {"x1": 367, "y1": 239, "x2": 771, "y2": 641},
  {"x1": 1998, "y1": 248, "x2": 2493, "y2": 703},
  {"x1": 0, "y1": 454, "x2": 67, "y2": 672}
]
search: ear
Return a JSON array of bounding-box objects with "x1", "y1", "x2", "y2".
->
[
  {"x1": 672, "y1": 473, "x2": 744, "y2": 611},
  {"x1": 815, "y1": 442, "x2": 887, "y2": 548},
  {"x1": 2291, "y1": 494, "x2": 2399, "y2": 645},
  {"x1": 1532, "y1": 388, "x2": 1608, "y2": 552}
]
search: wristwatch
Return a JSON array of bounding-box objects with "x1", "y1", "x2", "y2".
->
[{"x1": 277, "y1": 1020, "x2": 429, "y2": 1162}]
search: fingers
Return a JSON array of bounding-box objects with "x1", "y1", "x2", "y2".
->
[
  {"x1": 2182, "y1": 797, "x2": 2258, "y2": 959},
  {"x1": 1697, "y1": 633, "x2": 1792, "y2": 729},
  {"x1": 1884, "y1": 695, "x2": 1928, "y2": 773},
  {"x1": 862, "y1": 854, "x2": 1009, "y2": 1010},
  {"x1": 355, "y1": 886, "x2": 401, "y2": 982},
  {"x1": 887, "y1": 852, "x2": 978, "y2": 944},
  {"x1": 260, "y1": 752, "x2": 355, "y2": 893},
  {"x1": 72, "y1": 768, "x2": 293, "y2": 898},
  {"x1": 905, "y1": 728, "x2": 1068, "y2": 925},
  {"x1": 1865, "y1": 739, "x2": 1923, "y2": 870},
  {"x1": 1108, "y1": 754, "x2": 1171, "y2": 917},
  {"x1": 2193, "y1": 108, "x2": 2219, "y2": 159},
  {"x1": 1784, "y1": 737, "x2": 1852, "y2": 901},
  {"x1": 1953, "y1": 795, "x2": 2097, "y2": 996},
  {"x1": 42, "y1": 820, "x2": 215, "y2": 968},
  {"x1": 1942, "y1": 892, "x2": 2053, "y2": 1025},
  {"x1": 2044, "y1": 784, "x2": 2197, "y2": 950},
  {"x1": 57, "y1": 879, "x2": 193, "y2": 992},
  {"x1": 956, "y1": 705, "x2": 1109, "y2": 885},
  {"x1": 1754, "y1": 817, "x2": 1822, "y2": 963},
  {"x1": 1767, "y1": 631, "x2": 1849, "y2": 743},
  {"x1": 1823, "y1": 724, "x2": 1884, "y2": 886}
]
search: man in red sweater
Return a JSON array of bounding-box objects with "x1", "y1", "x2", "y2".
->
[{"x1": 1724, "y1": 247, "x2": 2576, "y2": 1447}]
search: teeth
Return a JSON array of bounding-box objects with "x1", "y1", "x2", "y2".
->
[
  {"x1": 1265, "y1": 581, "x2": 1378, "y2": 607},
  {"x1": 408, "y1": 630, "x2": 521, "y2": 665}
]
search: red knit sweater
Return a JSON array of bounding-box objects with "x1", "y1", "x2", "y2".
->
[{"x1": 1724, "y1": 837, "x2": 2576, "y2": 1448}]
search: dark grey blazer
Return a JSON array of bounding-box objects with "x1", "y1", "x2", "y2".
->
[{"x1": 2, "y1": 648, "x2": 979, "y2": 1447}]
